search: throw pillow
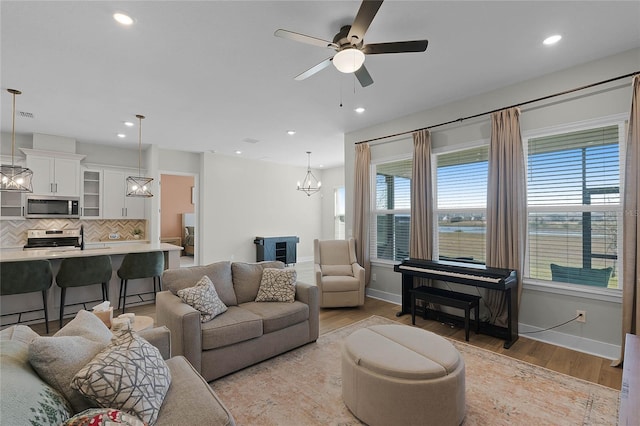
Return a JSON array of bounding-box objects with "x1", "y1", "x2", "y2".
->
[
  {"x1": 63, "y1": 408, "x2": 147, "y2": 426},
  {"x1": 255, "y1": 268, "x2": 297, "y2": 303},
  {"x1": 28, "y1": 310, "x2": 114, "y2": 413},
  {"x1": 1, "y1": 339, "x2": 72, "y2": 426},
  {"x1": 0, "y1": 324, "x2": 39, "y2": 345},
  {"x1": 71, "y1": 325, "x2": 171, "y2": 425},
  {"x1": 322, "y1": 265, "x2": 354, "y2": 276},
  {"x1": 177, "y1": 275, "x2": 228, "y2": 322},
  {"x1": 163, "y1": 261, "x2": 237, "y2": 306}
]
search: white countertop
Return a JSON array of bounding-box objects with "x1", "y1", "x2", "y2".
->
[{"x1": 0, "y1": 242, "x2": 182, "y2": 262}]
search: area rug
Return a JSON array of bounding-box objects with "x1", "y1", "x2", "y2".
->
[{"x1": 210, "y1": 315, "x2": 619, "y2": 425}]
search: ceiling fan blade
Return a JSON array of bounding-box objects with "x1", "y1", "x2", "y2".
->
[
  {"x1": 294, "y1": 57, "x2": 333, "y2": 81},
  {"x1": 354, "y1": 64, "x2": 374, "y2": 87},
  {"x1": 362, "y1": 40, "x2": 429, "y2": 55},
  {"x1": 274, "y1": 29, "x2": 337, "y2": 49},
  {"x1": 347, "y1": 0, "x2": 384, "y2": 43}
]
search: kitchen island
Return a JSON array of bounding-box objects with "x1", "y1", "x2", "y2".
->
[{"x1": 0, "y1": 242, "x2": 182, "y2": 329}]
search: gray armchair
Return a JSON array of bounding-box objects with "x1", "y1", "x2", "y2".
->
[{"x1": 314, "y1": 238, "x2": 366, "y2": 308}]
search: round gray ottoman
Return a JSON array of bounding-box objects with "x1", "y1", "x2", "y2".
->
[{"x1": 341, "y1": 324, "x2": 465, "y2": 426}]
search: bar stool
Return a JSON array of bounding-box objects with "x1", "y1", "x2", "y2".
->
[
  {"x1": 0, "y1": 260, "x2": 53, "y2": 333},
  {"x1": 56, "y1": 255, "x2": 112, "y2": 329},
  {"x1": 117, "y1": 251, "x2": 164, "y2": 313}
]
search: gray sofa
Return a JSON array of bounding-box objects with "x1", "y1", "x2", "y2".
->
[
  {"x1": 156, "y1": 260, "x2": 319, "y2": 382},
  {"x1": 0, "y1": 324, "x2": 235, "y2": 426}
]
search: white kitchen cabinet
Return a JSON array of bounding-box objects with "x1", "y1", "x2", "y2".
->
[
  {"x1": 102, "y1": 169, "x2": 146, "y2": 219},
  {"x1": 23, "y1": 149, "x2": 84, "y2": 197},
  {"x1": 81, "y1": 168, "x2": 102, "y2": 218}
]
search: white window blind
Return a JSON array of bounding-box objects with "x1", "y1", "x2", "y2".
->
[
  {"x1": 526, "y1": 124, "x2": 621, "y2": 288},
  {"x1": 370, "y1": 159, "x2": 411, "y2": 262},
  {"x1": 435, "y1": 145, "x2": 488, "y2": 264}
]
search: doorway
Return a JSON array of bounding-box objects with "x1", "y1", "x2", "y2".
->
[{"x1": 160, "y1": 173, "x2": 197, "y2": 267}]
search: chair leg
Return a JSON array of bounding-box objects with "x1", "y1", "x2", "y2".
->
[
  {"x1": 121, "y1": 280, "x2": 128, "y2": 314},
  {"x1": 59, "y1": 287, "x2": 66, "y2": 330},
  {"x1": 102, "y1": 282, "x2": 109, "y2": 302},
  {"x1": 42, "y1": 290, "x2": 49, "y2": 334},
  {"x1": 118, "y1": 279, "x2": 124, "y2": 310}
]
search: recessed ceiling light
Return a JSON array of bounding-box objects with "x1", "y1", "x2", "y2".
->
[
  {"x1": 235, "y1": 150, "x2": 242, "y2": 155},
  {"x1": 113, "y1": 13, "x2": 134, "y2": 26},
  {"x1": 354, "y1": 107, "x2": 366, "y2": 113},
  {"x1": 287, "y1": 130, "x2": 296, "y2": 135},
  {"x1": 123, "y1": 121, "x2": 134, "y2": 127},
  {"x1": 117, "y1": 133, "x2": 126, "y2": 138},
  {"x1": 543, "y1": 34, "x2": 562, "y2": 45}
]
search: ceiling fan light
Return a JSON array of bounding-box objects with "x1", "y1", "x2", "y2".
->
[{"x1": 333, "y1": 49, "x2": 365, "y2": 73}]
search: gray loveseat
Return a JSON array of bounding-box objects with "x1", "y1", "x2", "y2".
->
[
  {"x1": 156, "y1": 261, "x2": 319, "y2": 381},
  {"x1": 0, "y1": 324, "x2": 235, "y2": 426}
]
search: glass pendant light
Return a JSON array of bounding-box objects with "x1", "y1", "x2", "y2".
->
[
  {"x1": 126, "y1": 114, "x2": 153, "y2": 197},
  {"x1": 0, "y1": 89, "x2": 33, "y2": 192}
]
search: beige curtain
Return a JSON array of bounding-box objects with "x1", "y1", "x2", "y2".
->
[
  {"x1": 485, "y1": 107, "x2": 527, "y2": 327},
  {"x1": 409, "y1": 129, "x2": 433, "y2": 261},
  {"x1": 618, "y1": 74, "x2": 640, "y2": 364},
  {"x1": 354, "y1": 143, "x2": 371, "y2": 285}
]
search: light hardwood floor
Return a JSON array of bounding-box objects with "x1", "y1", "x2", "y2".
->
[{"x1": 30, "y1": 294, "x2": 621, "y2": 391}]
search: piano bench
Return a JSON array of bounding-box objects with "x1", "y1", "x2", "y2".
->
[{"x1": 410, "y1": 286, "x2": 481, "y2": 341}]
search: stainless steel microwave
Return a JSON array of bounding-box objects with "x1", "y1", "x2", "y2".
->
[{"x1": 25, "y1": 196, "x2": 80, "y2": 218}]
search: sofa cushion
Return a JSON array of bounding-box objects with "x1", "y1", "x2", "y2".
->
[
  {"x1": 163, "y1": 261, "x2": 237, "y2": 306},
  {"x1": 28, "y1": 310, "x2": 113, "y2": 413},
  {"x1": 158, "y1": 356, "x2": 235, "y2": 426},
  {"x1": 71, "y1": 324, "x2": 171, "y2": 425},
  {"x1": 320, "y1": 275, "x2": 362, "y2": 292},
  {"x1": 232, "y1": 261, "x2": 284, "y2": 304},
  {"x1": 0, "y1": 333, "x2": 73, "y2": 426},
  {"x1": 178, "y1": 275, "x2": 228, "y2": 322},
  {"x1": 241, "y1": 301, "x2": 309, "y2": 334},
  {"x1": 255, "y1": 268, "x2": 297, "y2": 303},
  {"x1": 201, "y1": 306, "x2": 263, "y2": 350}
]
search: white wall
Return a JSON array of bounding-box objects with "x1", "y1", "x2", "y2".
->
[
  {"x1": 344, "y1": 47, "x2": 640, "y2": 359},
  {"x1": 319, "y1": 166, "x2": 345, "y2": 240},
  {"x1": 200, "y1": 153, "x2": 322, "y2": 265}
]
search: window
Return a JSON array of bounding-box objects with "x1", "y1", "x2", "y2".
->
[
  {"x1": 435, "y1": 145, "x2": 489, "y2": 264},
  {"x1": 370, "y1": 158, "x2": 412, "y2": 262},
  {"x1": 334, "y1": 187, "x2": 345, "y2": 239},
  {"x1": 525, "y1": 122, "x2": 623, "y2": 289}
]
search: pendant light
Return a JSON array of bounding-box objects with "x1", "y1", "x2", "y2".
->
[
  {"x1": 126, "y1": 114, "x2": 153, "y2": 197},
  {"x1": 297, "y1": 151, "x2": 322, "y2": 196},
  {"x1": 0, "y1": 89, "x2": 33, "y2": 192}
]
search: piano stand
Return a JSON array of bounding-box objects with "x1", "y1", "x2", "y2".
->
[{"x1": 410, "y1": 286, "x2": 480, "y2": 342}]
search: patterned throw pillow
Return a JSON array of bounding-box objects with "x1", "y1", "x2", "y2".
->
[
  {"x1": 71, "y1": 325, "x2": 171, "y2": 425},
  {"x1": 177, "y1": 275, "x2": 228, "y2": 322},
  {"x1": 63, "y1": 408, "x2": 147, "y2": 426},
  {"x1": 255, "y1": 268, "x2": 297, "y2": 303}
]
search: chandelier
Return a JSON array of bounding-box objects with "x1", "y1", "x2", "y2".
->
[
  {"x1": 297, "y1": 151, "x2": 322, "y2": 196},
  {"x1": 0, "y1": 89, "x2": 33, "y2": 192},
  {"x1": 126, "y1": 114, "x2": 153, "y2": 197}
]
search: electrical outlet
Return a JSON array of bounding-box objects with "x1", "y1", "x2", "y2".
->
[
  {"x1": 576, "y1": 310, "x2": 586, "y2": 323},
  {"x1": 372, "y1": 273, "x2": 377, "y2": 282}
]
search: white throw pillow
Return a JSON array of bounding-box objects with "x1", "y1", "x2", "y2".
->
[
  {"x1": 71, "y1": 324, "x2": 171, "y2": 425},
  {"x1": 28, "y1": 310, "x2": 113, "y2": 413},
  {"x1": 255, "y1": 268, "x2": 297, "y2": 303},
  {"x1": 177, "y1": 275, "x2": 228, "y2": 322}
]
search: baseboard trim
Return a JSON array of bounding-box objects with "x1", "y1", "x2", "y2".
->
[
  {"x1": 518, "y1": 324, "x2": 620, "y2": 360},
  {"x1": 365, "y1": 290, "x2": 621, "y2": 360}
]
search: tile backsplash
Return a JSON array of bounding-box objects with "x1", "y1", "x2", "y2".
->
[{"x1": 0, "y1": 219, "x2": 147, "y2": 248}]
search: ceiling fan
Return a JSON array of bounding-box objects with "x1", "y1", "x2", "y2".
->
[{"x1": 275, "y1": 0, "x2": 428, "y2": 88}]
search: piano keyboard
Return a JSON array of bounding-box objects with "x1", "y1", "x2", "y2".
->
[{"x1": 397, "y1": 265, "x2": 502, "y2": 284}]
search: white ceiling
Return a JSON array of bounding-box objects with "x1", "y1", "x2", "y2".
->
[{"x1": 2, "y1": 1, "x2": 639, "y2": 169}]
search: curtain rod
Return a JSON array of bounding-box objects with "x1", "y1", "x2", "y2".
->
[{"x1": 355, "y1": 70, "x2": 639, "y2": 145}]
